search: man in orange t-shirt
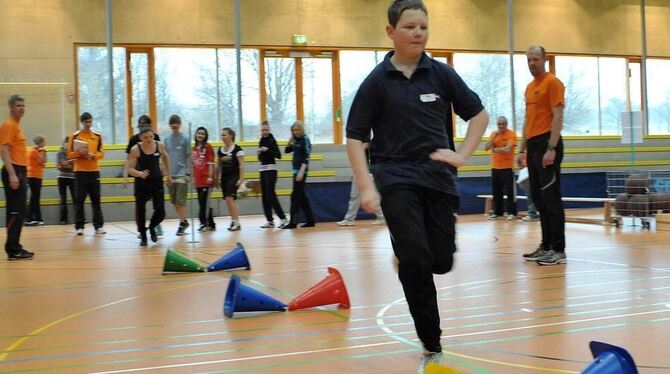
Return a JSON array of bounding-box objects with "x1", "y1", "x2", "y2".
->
[
  {"x1": 0, "y1": 95, "x2": 34, "y2": 260},
  {"x1": 484, "y1": 116, "x2": 517, "y2": 220},
  {"x1": 26, "y1": 135, "x2": 47, "y2": 225},
  {"x1": 518, "y1": 45, "x2": 566, "y2": 266}
]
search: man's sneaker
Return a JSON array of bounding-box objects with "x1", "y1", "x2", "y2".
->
[
  {"x1": 95, "y1": 228, "x2": 106, "y2": 235},
  {"x1": 522, "y1": 215, "x2": 540, "y2": 222},
  {"x1": 418, "y1": 352, "x2": 444, "y2": 374},
  {"x1": 228, "y1": 221, "x2": 241, "y2": 231},
  {"x1": 337, "y1": 219, "x2": 355, "y2": 226},
  {"x1": 76, "y1": 228, "x2": 84, "y2": 236},
  {"x1": 523, "y1": 245, "x2": 549, "y2": 261},
  {"x1": 8, "y1": 250, "x2": 34, "y2": 261},
  {"x1": 59, "y1": 220, "x2": 67, "y2": 225},
  {"x1": 279, "y1": 218, "x2": 289, "y2": 228},
  {"x1": 537, "y1": 250, "x2": 567, "y2": 266},
  {"x1": 299, "y1": 222, "x2": 316, "y2": 228},
  {"x1": 488, "y1": 214, "x2": 503, "y2": 220},
  {"x1": 507, "y1": 215, "x2": 517, "y2": 221},
  {"x1": 24, "y1": 221, "x2": 39, "y2": 227},
  {"x1": 156, "y1": 225, "x2": 164, "y2": 237},
  {"x1": 208, "y1": 225, "x2": 216, "y2": 231},
  {"x1": 176, "y1": 223, "x2": 187, "y2": 236},
  {"x1": 371, "y1": 218, "x2": 386, "y2": 225},
  {"x1": 260, "y1": 221, "x2": 275, "y2": 228},
  {"x1": 197, "y1": 224, "x2": 208, "y2": 232},
  {"x1": 140, "y1": 232, "x2": 148, "y2": 247},
  {"x1": 38, "y1": 221, "x2": 45, "y2": 226}
]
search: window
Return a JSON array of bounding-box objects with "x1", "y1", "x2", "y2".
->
[
  {"x1": 154, "y1": 48, "x2": 218, "y2": 138},
  {"x1": 598, "y1": 58, "x2": 627, "y2": 135},
  {"x1": 646, "y1": 59, "x2": 670, "y2": 135},
  {"x1": 453, "y1": 53, "x2": 511, "y2": 137},
  {"x1": 77, "y1": 47, "x2": 127, "y2": 144},
  {"x1": 302, "y1": 58, "x2": 334, "y2": 143},
  {"x1": 264, "y1": 57, "x2": 297, "y2": 141},
  {"x1": 339, "y1": 51, "x2": 385, "y2": 142}
]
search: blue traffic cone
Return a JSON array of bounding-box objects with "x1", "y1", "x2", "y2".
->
[
  {"x1": 581, "y1": 341, "x2": 638, "y2": 374},
  {"x1": 224, "y1": 274, "x2": 287, "y2": 318},
  {"x1": 208, "y1": 242, "x2": 250, "y2": 272}
]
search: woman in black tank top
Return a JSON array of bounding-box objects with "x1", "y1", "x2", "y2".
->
[{"x1": 128, "y1": 128, "x2": 172, "y2": 246}]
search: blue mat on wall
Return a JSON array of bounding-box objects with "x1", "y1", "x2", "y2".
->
[{"x1": 305, "y1": 173, "x2": 608, "y2": 222}]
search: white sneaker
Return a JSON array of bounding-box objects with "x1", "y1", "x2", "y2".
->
[
  {"x1": 522, "y1": 215, "x2": 540, "y2": 222},
  {"x1": 228, "y1": 221, "x2": 241, "y2": 231},
  {"x1": 95, "y1": 228, "x2": 106, "y2": 234},
  {"x1": 506, "y1": 215, "x2": 517, "y2": 221},
  {"x1": 337, "y1": 220, "x2": 355, "y2": 226},
  {"x1": 76, "y1": 228, "x2": 84, "y2": 236},
  {"x1": 260, "y1": 221, "x2": 275, "y2": 228},
  {"x1": 371, "y1": 218, "x2": 386, "y2": 225},
  {"x1": 278, "y1": 218, "x2": 289, "y2": 228}
]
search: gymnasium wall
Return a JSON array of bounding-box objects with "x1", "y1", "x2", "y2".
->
[{"x1": 1, "y1": 0, "x2": 669, "y2": 144}]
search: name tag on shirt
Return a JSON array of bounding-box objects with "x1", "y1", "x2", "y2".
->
[{"x1": 420, "y1": 93, "x2": 440, "y2": 102}]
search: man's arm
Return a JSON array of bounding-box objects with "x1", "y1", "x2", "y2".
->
[
  {"x1": 0, "y1": 145, "x2": 19, "y2": 190},
  {"x1": 543, "y1": 105, "x2": 564, "y2": 167},
  {"x1": 159, "y1": 142, "x2": 172, "y2": 184}
]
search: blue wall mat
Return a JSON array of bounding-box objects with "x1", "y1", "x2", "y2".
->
[{"x1": 304, "y1": 173, "x2": 608, "y2": 222}]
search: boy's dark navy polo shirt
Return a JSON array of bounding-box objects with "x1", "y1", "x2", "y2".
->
[{"x1": 346, "y1": 51, "x2": 484, "y2": 196}]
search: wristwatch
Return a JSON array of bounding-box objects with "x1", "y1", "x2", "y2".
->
[{"x1": 547, "y1": 143, "x2": 556, "y2": 151}]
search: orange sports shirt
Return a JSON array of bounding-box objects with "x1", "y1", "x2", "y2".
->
[
  {"x1": 524, "y1": 72, "x2": 565, "y2": 139},
  {"x1": 0, "y1": 117, "x2": 28, "y2": 166},
  {"x1": 27, "y1": 147, "x2": 46, "y2": 179},
  {"x1": 489, "y1": 128, "x2": 517, "y2": 169},
  {"x1": 67, "y1": 129, "x2": 105, "y2": 172}
]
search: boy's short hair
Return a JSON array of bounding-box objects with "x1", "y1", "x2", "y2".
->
[
  {"x1": 8, "y1": 94, "x2": 25, "y2": 106},
  {"x1": 33, "y1": 135, "x2": 45, "y2": 145},
  {"x1": 80, "y1": 112, "x2": 93, "y2": 122},
  {"x1": 387, "y1": 0, "x2": 427, "y2": 28},
  {"x1": 169, "y1": 114, "x2": 181, "y2": 125},
  {"x1": 527, "y1": 45, "x2": 547, "y2": 57}
]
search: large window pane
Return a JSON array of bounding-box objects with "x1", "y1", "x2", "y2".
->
[
  {"x1": 129, "y1": 53, "x2": 149, "y2": 131},
  {"x1": 264, "y1": 58, "x2": 296, "y2": 140},
  {"x1": 598, "y1": 58, "x2": 627, "y2": 135},
  {"x1": 302, "y1": 58, "x2": 333, "y2": 143},
  {"x1": 154, "y1": 48, "x2": 218, "y2": 138},
  {"x1": 340, "y1": 51, "x2": 384, "y2": 143},
  {"x1": 77, "y1": 47, "x2": 127, "y2": 144},
  {"x1": 453, "y1": 53, "x2": 511, "y2": 137},
  {"x1": 217, "y1": 49, "x2": 261, "y2": 141},
  {"x1": 555, "y1": 56, "x2": 599, "y2": 135},
  {"x1": 646, "y1": 59, "x2": 670, "y2": 135}
]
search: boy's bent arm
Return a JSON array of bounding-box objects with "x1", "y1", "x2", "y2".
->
[{"x1": 457, "y1": 109, "x2": 488, "y2": 160}]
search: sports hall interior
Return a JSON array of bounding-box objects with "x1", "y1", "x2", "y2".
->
[{"x1": 1, "y1": 0, "x2": 670, "y2": 373}]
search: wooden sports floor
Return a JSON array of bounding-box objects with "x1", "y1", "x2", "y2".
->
[{"x1": 1, "y1": 209, "x2": 669, "y2": 373}]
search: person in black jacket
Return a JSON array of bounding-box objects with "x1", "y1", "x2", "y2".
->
[
  {"x1": 281, "y1": 121, "x2": 315, "y2": 229},
  {"x1": 257, "y1": 121, "x2": 288, "y2": 228}
]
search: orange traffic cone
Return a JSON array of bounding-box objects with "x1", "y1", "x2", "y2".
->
[{"x1": 288, "y1": 267, "x2": 350, "y2": 311}]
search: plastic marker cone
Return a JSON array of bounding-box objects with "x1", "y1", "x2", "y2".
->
[
  {"x1": 162, "y1": 249, "x2": 206, "y2": 273},
  {"x1": 288, "y1": 267, "x2": 350, "y2": 311},
  {"x1": 581, "y1": 341, "x2": 638, "y2": 374},
  {"x1": 425, "y1": 362, "x2": 462, "y2": 374},
  {"x1": 208, "y1": 242, "x2": 250, "y2": 272},
  {"x1": 224, "y1": 274, "x2": 287, "y2": 318}
]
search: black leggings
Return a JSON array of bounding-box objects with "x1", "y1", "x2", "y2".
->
[
  {"x1": 134, "y1": 181, "x2": 166, "y2": 232},
  {"x1": 58, "y1": 177, "x2": 75, "y2": 222},
  {"x1": 260, "y1": 170, "x2": 285, "y2": 222},
  {"x1": 196, "y1": 187, "x2": 216, "y2": 227},
  {"x1": 27, "y1": 177, "x2": 42, "y2": 222},
  {"x1": 289, "y1": 175, "x2": 314, "y2": 224}
]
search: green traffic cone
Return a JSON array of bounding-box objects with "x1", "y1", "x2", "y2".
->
[{"x1": 162, "y1": 249, "x2": 206, "y2": 273}]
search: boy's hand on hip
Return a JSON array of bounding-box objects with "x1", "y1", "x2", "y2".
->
[{"x1": 429, "y1": 148, "x2": 465, "y2": 168}]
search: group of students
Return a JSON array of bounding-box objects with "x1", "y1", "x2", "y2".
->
[{"x1": 7, "y1": 107, "x2": 319, "y2": 247}]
